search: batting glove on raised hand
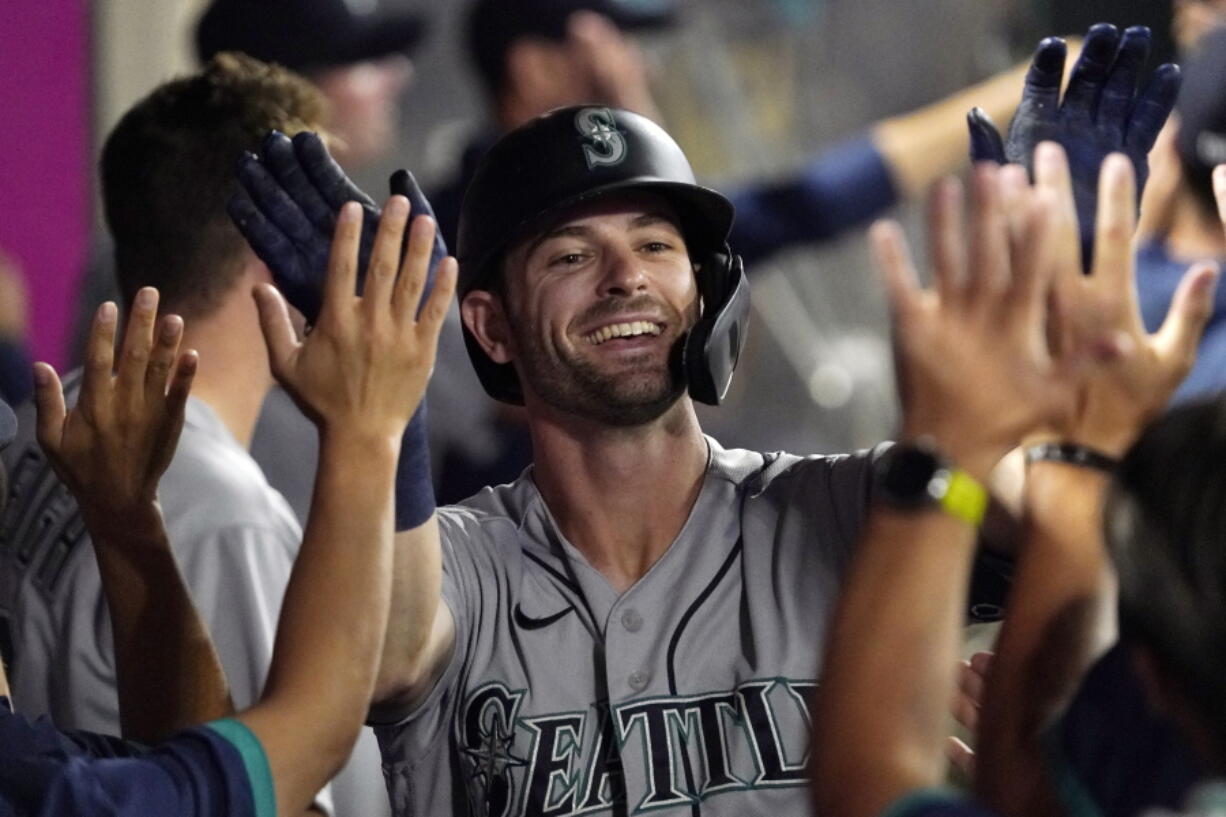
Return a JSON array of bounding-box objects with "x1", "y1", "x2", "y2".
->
[
  {"x1": 228, "y1": 130, "x2": 447, "y2": 324},
  {"x1": 966, "y1": 24, "x2": 1181, "y2": 268}
]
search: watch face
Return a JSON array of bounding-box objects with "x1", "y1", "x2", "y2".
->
[{"x1": 878, "y1": 445, "x2": 943, "y2": 506}]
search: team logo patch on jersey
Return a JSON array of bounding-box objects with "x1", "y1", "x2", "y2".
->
[{"x1": 574, "y1": 108, "x2": 627, "y2": 170}]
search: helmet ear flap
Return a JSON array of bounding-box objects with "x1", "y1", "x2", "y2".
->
[{"x1": 684, "y1": 249, "x2": 750, "y2": 405}]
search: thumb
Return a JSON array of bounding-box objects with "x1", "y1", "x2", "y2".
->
[
  {"x1": 33, "y1": 362, "x2": 66, "y2": 456},
  {"x1": 252, "y1": 283, "x2": 300, "y2": 381},
  {"x1": 1154, "y1": 261, "x2": 1220, "y2": 375}
]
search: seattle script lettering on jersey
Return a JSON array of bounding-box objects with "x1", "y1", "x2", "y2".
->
[{"x1": 459, "y1": 676, "x2": 817, "y2": 817}]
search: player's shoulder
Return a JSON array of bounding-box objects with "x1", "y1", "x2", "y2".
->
[
  {"x1": 436, "y1": 472, "x2": 538, "y2": 544},
  {"x1": 157, "y1": 399, "x2": 299, "y2": 540},
  {"x1": 705, "y1": 435, "x2": 888, "y2": 495}
]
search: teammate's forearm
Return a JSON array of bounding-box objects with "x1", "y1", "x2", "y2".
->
[
  {"x1": 89, "y1": 505, "x2": 233, "y2": 743},
  {"x1": 813, "y1": 508, "x2": 978, "y2": 817},
  {"x1": 872, "y1": 59, "x2": 1029, "y2": 198},
  {"x1": 370, "y1": 515, "x2": 449, "y2": 718},
  {"x1": 243, "y1": 428, "x2": 398, "y2": 816},
  {"x1": 975, "y1": 464, "x2": 1114, "y2": 817}
]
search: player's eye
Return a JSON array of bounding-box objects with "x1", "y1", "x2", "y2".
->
[
  {"x1": 549, "y1": 252, "x2": 588, "y2": 268},
  {"x1": 641, "y1": 241, "x2": 673, "y2": 254}
]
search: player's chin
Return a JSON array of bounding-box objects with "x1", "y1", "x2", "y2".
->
[{"x1": 591, "y1": 374, "x2": 685, "y2": 426}]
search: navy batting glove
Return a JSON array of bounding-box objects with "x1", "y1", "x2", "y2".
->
[
  {"x1": 966, "y1": 24, "x2": 1181, "y2": 269},
  {"x1": 228, "y1": 132, "x2": 447, "y2": 530},
  {"x1": 228, "y1": 131, "x2": 448, "y2": 323}
]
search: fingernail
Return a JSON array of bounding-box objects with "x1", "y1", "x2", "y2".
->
[
  {"x1": 1034, "y1": 39, "x2": 1066, "y2": 73},
  {"x1": 137, "y1": 288, "x2": 157, "y2": 309},
  {"x1": 99, "y1": 302, "x2": 117, "y2": 323},
  {"x1": 385, "y1": 196, "x2": 409, "y2": 218},
  {"x1": 161, "y1": 316, "x2": 183, "y2": 339},
  {"x1": 340, "y1": 201, "x2": 361, "y2": 222},
  {"x1": 32, "y1": 364, "x2": 50, "y2": 386}
]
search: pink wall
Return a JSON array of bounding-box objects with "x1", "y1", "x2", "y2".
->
[{"x1": 0, "y1": 0, "x2": 91, "y2": 369}]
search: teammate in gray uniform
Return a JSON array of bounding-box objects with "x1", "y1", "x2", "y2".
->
[
  {"x1": 0, "y1": 54, "x2": 343, "y2": 813},
  {"x1": 349, "y1": 106, "x2": 965, "y2": 817}
]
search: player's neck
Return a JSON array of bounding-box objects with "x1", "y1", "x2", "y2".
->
[
  {"x1": 528, "y1": 397, "x2": 709, "y2": 594},
  {"x1": 179, "y1": 296, "x2": 274, "y2": 450}
]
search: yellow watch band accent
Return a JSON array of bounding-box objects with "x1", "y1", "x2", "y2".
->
[{"x1": 937, "y1": 467, "x2": 988, "y2": 527}]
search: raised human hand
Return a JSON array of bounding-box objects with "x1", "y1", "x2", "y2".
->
[
  {"x1": 567, "y1": 11, "x2": 661, "y2": 121},
  {"x1": 33, "y1": 289, "x2": 197, "y2": 538},
  {"x1": 873, "y1": 161, "x2": 1088, "y2": 480},
  {"x1": 252, "y1": 194, "x2": 456, "y2": 442},
  {"x1": 968, "y1": 25, "x2": 1181, "y2": 268},
  {"x1": 229, "y1": 130, "x2": 447, "y2": 324},
  {"x1": 1036, "y1": 144, "x2": 1218, "y2": 456},
  {"x1": 947, "y1": 651, "x2": 993, "y2": 779}
]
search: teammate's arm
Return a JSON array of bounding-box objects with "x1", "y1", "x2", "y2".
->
[
  {"x1": 238, "y1": 196, "x2": 456, "y2": 817},
  {"x1": 973, "y1": 159, "x2": 1220, "y2": 817},
  {"x1": 813, "y1": 154, "x2": 1101, "y2": 817},
  {"x1": 728, "y1": 48, "x2": 1073, "y2": 265},
  {"x1": 368, "y1": 523, "x2": 454, "y2": 721},
  {"x1": 32, "y1": 290, "x2": 233, "y2": 745},
  {"x1": 230, "y1": 132, "x2": 459, "y2": 724}
]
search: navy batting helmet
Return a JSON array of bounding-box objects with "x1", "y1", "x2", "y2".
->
[{"x1": 456, "y1": 105, "x2": 750, "y2": 406}]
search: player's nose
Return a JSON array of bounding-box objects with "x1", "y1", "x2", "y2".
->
[{"x1": 598, "y1": 244, "x2": 648, "y2": 297}]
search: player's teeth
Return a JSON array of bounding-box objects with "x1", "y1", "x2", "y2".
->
[{"x1": 586, "y1": 321, "x2": 663, "y2": 344}]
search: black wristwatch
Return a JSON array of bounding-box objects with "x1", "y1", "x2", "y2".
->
[{"x1": 873, "y1": 440, "x2": 988, "y2": 526}]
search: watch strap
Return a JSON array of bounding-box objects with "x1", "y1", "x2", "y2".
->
[{"x1": 1023, "y1": 442, "x2": 1117, "y2": 473}]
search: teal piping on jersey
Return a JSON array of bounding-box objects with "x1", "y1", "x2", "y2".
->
[
  {"x1": 207, "y1": 718, "x2": 276, "y2": 817},
  {"x1": 877, "y1": 786, "x2": 967, "y2": 817}
]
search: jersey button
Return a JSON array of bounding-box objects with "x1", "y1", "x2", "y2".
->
[
  {"x1": 628, "y1": 671, "x2": 650, "y2": 691},
  {"x1": 620, "y1": 609, "x2": 643, "y2": 632}
]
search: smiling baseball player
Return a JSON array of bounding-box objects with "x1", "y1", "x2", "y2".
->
[
  {"x1": 233, "y1": 104, "x2": 902, "y2": 817},
  {"x1": 360, "y1": 106, "x2": 994, "y2": 817}
]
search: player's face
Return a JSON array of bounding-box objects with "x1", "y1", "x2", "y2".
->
[
  {"x1": 312, "y1": 55, "x2": 413, "y2": 166},
  {"x1": 502, "y1": 192, "x2": 698, "y2": 425}
]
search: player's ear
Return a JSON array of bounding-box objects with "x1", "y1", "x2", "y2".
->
[{"x1": 462, "y1": 289, "x2": 515, "y2": 364}]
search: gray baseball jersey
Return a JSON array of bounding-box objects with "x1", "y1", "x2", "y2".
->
[
  {"x1": 0, "y1": 384, "x2": 332, "y2": 815},
  {"x1": 376, "y1": 437, "x2": 887, "y2": 817}
]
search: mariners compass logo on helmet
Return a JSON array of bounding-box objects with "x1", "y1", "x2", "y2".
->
[{"x1": 575, "y1": 107, "x2": 627, "y2": 169}]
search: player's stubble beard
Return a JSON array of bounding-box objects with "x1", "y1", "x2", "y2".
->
[{"x1": 511, "y1": 293, "x2": 698, "y2": 427}]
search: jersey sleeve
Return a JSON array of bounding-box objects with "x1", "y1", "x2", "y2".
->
[
  {"x1": 0, "y1": 717, "x2": 268, "y2": 817},
  {"x1": 0, "y1": 696, "x2": 147, "y2": 762},
  {"x1": 727, "y1": 134, "x2": 898, "y2": 265},
  {"x1": 791, "y1": 442, "x2": 887, "y2": 558}
]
